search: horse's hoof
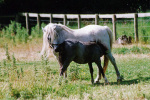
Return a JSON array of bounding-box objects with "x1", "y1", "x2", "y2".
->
[
  {"x1": 94, "y1": 81, "x2": 100, "y2": 84},
  {"x1": 104, "y1": 82, "x2": 109, "y2": 85},
  {"x1": 91, "y1": 79, "x2": 94, "y2": 84},
  {"x1": 117, "y1": 78, "x2": 122, "y2": 83}
]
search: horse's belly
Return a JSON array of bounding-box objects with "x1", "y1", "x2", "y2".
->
[{"x1": 73, "y1": 58, "x2": 86, "y2": 64}]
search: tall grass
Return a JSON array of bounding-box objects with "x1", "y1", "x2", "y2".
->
[
  {"x1": 0, "y1": 19, "x2": 150, "y2": 44},
  {"x1": 1, "y1": 21, "x2": 28, "y2": 43},
  {"x1": 112, "y1": 46, "x2": 150, "y2": 54},
  {"x1": 1, "y1": 21, "x2": 46, "y2": 44},
  {"x1": 0, "y1": 55, "x2": 149, "y2": 99}
]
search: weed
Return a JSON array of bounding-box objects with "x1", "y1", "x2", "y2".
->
[
  {"x1": 20, "y1": 67, "x2": 24, "y2": 77},
  {"x1": 130, "y1": 46, "x2": 141, "y2": 53},
  {"x1": 5, "y1": 43, "x2": 10, "y2": 60},
  {"x1": 20, "y1": 89, "x2": 34, "y2": 99},
  {"x1": 68, "y1": 63, "x2": 80, "y2": 81},
  {"x1": 141, "y1": 46, "x2": 150, "y2": 54},
  {"x1": 113, "y1": 47, "x2": 130, "y2": 54},
  {"x1": 112, "y1": 45, "x2": 150, "y2": 54},
  {"x1": 12, "y1": 53, "x2": 16, "y2": 68},
  {"x1": 31, "y1": 23, "x2": 46, "y2": 38},
  {"x1": 140, "y1": 29, "x2": 149, "y2": 43},
  {"x1": 2, "y1": 21, "x2": 29, "y2": 43},
  {"x1": 3, "y1": 59, "x2": 6, "y2": 67},
  {"x1": 41, "y1": 53, "x2": 48, "y2": 65},
  {"x1": 34, "y1": 64, "x2": 38, "y2": 78}
]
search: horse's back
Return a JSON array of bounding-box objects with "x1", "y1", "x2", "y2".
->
[{"x1": 74, "y1": 25, "x2": 111, "y2": 50}]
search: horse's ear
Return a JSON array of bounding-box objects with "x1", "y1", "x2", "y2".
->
[{"x1": 42, "y1": 27, "x2": 46, "y2": 33}]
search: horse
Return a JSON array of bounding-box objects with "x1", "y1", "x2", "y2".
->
[
  {"x1": 54, "y1": 39, "x2": 109, "y2": 84},
  {"x1": 41, "y1": 23, "x2": 121, "y2": 83}
]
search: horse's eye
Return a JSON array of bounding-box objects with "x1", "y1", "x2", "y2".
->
[
  {"x1": 47, "y1": 37, "x2": 51, "y2": 41},
  {"x1": 47, "y1": 34, "x2": 51, "y2": 41}
]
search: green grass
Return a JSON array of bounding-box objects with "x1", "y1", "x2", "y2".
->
[
  {"x1": 112, "y1": 46, "x2": 150, "y2": 54},
  {"x1": 0, "y1": 19, "x2": 150, "y2": 99},
  {"x1": 0, "y1": 55, "x2": 150, "y2": 99},
  {"x1": 1, "y1": 18, "x2": 150, "y2": 44}
]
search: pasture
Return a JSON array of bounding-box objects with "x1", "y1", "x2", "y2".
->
[{"x1": 0, "y1": 21, "x2": 150, "y2": 99}]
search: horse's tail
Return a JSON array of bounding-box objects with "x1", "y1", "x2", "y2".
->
[{"x1": 104, "y1": 26, "x2": 113, "y2": 50}]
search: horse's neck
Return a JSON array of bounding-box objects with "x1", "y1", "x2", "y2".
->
[{"x1": 63, "y1": 29, "x2": 76, "y2": 39}]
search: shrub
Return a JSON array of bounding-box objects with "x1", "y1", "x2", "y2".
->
[
  {"x1": 2, "y1": 21, "x2": 29, "y2": 43},
  {"x1": 31, "y1": 23, "x2": 46, "y2": 38}
]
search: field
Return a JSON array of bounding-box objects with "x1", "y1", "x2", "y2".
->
[{"x1": 0, "y1": 21, "x2": 150, "y2": 99}]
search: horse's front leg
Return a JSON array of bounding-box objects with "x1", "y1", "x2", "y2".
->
[
  {"x1": 59, "y1": 59, "x2": 71, "y2": 78},
  {"x1": 88, "y1": 63, "x2": 94, "y2": 84}
]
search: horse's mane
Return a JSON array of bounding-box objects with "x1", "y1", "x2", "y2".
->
[
  {"x1": 41, "y1": 23, "x2": 74, "y2": 56},
  {"x1": 57, "y1": 23, "x2": 74, "y2": 33}
]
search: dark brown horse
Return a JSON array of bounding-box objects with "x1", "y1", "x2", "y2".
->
[{"x1": 54, "y1": 39, "x2": 109, "y2": 84}]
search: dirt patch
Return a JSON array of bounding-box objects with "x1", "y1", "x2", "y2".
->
[{"x1": 0, "y1": 41, "x2": 149, "y2": 62}]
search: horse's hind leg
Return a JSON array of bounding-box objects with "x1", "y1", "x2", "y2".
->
[
  {"x1": 88, "y1": 63, "x2": 94, "y2": 84},
  {"x1": 106, "y1": 52, "x2": 121, "y2": 82},
  {"x1": 103, "y1": 55, "x2": 109, "y2": 73},
  {"x1": 94, "y1": 68, "x2": 101, "y2": 83},
  {"x1": 95, "y1": 60, "x2": 109, "y2": 84},
  {"x1": 95, "y1": 55, "x2": 109, "y2": 83}
]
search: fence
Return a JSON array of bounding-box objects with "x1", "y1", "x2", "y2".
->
[{"x1": 1, "y1": 13, "x2": 150, "y2": 42}]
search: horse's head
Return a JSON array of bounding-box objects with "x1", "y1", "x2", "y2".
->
[{"x1": 42, "y1": 23, "x2": 64, "y2": 51}]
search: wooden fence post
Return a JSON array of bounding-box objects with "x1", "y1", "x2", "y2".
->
[
  {"x1": 25, "y1": 13, "x2": 30, "y2": 35},
  {"x1": 95, "y1": 14, "x2": 99, "y2": 25},
  {"x1": 134, "y1": 13, "x2": 139, "y2": 42},
  {"x1": 78, "y1": 14, "x2": 81, "y2": 29},
  {"x1": 50, "y1": 14, "x2": 53, "y2": 23},
  {"x1": 112, "y1": 14, "x2": 117, "y2": 41},
  {"x1": 37, "y1": 14, "x2": 41, "y2": 33},
  {"x1": 63, "y1": 14, "x2": 67, "y2": 25}
]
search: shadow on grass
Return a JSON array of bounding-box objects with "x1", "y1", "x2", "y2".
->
[{"x1": 94, "y1": 77, "x2": 150, "y2": 86}]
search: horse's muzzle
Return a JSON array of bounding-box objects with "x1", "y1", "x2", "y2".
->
[{"x1": 51, "y1": 44, "x2": 59, "y2": 52}]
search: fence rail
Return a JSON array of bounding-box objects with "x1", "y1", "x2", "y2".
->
[
  {"x1": 21, "y1": 12, "x2": 150, "y2": 42},
  {"x1": 21, "y1": 13, "x2": 150, "y2": 19},
  {"x1": 1, "y1": 13, "x2": 150, "y2": 42}
]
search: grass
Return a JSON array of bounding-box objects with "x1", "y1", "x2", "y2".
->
[
  {"x1": 112, "y1": 45, "x2": 150, "y2": 54},
  {"x1": 0, "y1": 20, "x2": 150, "y2": 99},
  {"x1": 0, "y1": 56, "x2": 150, "y2": 99},
  {"x1": 0, "y1": 39, "x2": 150, "y2": 99}
]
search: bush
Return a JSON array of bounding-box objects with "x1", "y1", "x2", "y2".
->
[
  {"x1": 1, "y1": 21, "x2": 47, "y2": 43},
  {"x1": 2, "y1": 21, "x2": 29, "y2": 43},
  {"x1": 31, "y1": 23, "x2": 46, "y2": 38}
]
